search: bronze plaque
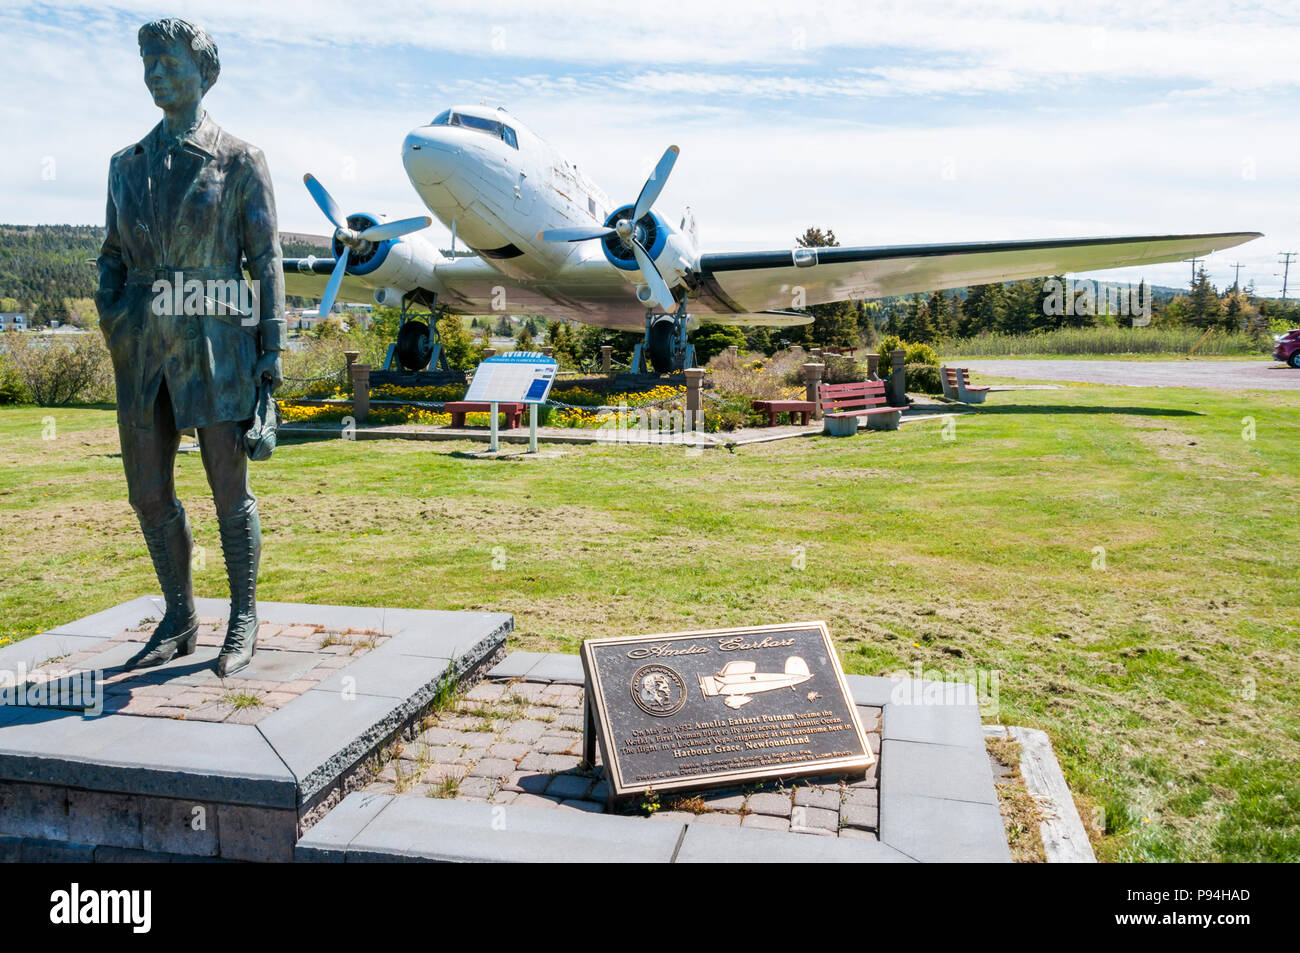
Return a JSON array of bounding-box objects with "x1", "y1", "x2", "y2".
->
[{"x1": 581, "y1": 622, "x2": 873, "y2": 800}]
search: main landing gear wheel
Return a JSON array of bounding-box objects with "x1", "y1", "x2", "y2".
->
[
  {"x1": 396, "y1": 320, "x2": 434, "y2": 371},
  {"x1": 648, "y1": 316, "x2": 676, "y2": 374}
]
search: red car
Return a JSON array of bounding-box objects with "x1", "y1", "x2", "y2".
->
[{"x1": 1275, "y1": 329, "x2": 1300, "y2": 368}]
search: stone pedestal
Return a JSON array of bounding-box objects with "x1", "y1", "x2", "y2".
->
[
  {"x1": 802, "y1": 362, "x2": 825, "y2": 419},
  {"x1": 350, "y1": 362, "x2": 370, "y2": 422},
  {"x1": 867, "y1": 353, "x2": 880, "y2": 379},
  {"x1": 684, "y1": 367, "x2": 705, "y2": 416},
  {"x1": 887, "y1": 349, "x2": 907, "y2": 407},
  {"x1": 600, "y1": 345, "x2": 612, "y2": 374}
]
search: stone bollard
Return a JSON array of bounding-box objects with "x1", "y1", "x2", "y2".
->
[
  {"x1": 685, "y1": 367, "x2": 705, "y2": 417},
  {"x1": 540, "y1": 346, "x2": 553, "y2": 357},
  {"x1": 726, "y1": 345, "x2": 739, "y2": 359},
  {"x1": 866, "y1": 353, "x2": 880, "y2": 379},
  {"x1": 343, "y1": 350, "x2": 359, "y2": 378},
  {"x1": 810, "y1": 347, "x2": 823, "y2": 361},
  {"x1": 600, "y1": 345, "x2": 612, "y2": 374},
  {"x1": 789, "y1": 345, "x2": 804, "y2": 360},
  {"x1": 351, "y1": 362, "x2": 371, "y2": 423},
  {"x1": 482, "y1": 347, "x2": 497, "y2": 359},
  {"x1": 887, "y1": 349, "x2": 907, "y2": 407},
  {"x1": 802, "y1": 362, "x2": 825, "y2": 420}
]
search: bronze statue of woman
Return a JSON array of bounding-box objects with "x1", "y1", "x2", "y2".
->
[{"x1": 96, "y1": 17, "x2": 285, "y2": 677}]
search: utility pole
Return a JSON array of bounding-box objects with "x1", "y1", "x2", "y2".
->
[
  {"x1": 1278, "y1": 252, "x2": 1297, "y2": 301},
  {"x1": 1185, "y1": 257, "x2": 1204, "y2": 292},
  {"x1": 1230, "y1": 262, "x2": 1243, "y2": 294}
]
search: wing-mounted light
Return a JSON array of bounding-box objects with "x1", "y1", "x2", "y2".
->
[
  {"x1": 536, "y1": 145, "x2": 682, "y2": 311},
  {"x1": 303, "y1": 173, "x2": 432, "y2": 314}
]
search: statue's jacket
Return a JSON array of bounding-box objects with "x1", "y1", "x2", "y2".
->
[{"x1": 97, "y1": 111, "x2": 286, "y2": 430}]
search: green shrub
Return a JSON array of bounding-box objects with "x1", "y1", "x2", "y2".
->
[
  {"x1": 904, "y1": 342, "x2": 939, "y2": 366},
  {"x1": 877, "y1": 334, "x2": 905, "y2": 363},
  {"x1": 703, "y1": 391, "x2": 761, "y2": 432},
  {"x1": 0, "y1": 351, "x2": 28, "y2": 404},
  {"x1": 2, "y1": 333, "x2": 113, "y2": 406},
  {"x1": 821, "y1": 354, "x2": 867, "y2": 383},
  {"x1": 905, "y1": 363, "x2": 943, "y2": 395}
]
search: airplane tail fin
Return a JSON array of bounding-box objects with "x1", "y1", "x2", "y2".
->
[
  {"x1": 785, "y1": 656, "x2": 810, "y2": 678},
  {"x1": 698, "y1": 673, "x2": 721, "y2": 698}
]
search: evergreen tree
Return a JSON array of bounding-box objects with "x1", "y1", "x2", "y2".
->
[{"x1": 1187, "y1": 267, "x2": 1223, "y2": 329}]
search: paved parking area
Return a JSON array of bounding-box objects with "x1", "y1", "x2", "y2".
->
[{"x1": 963, "y1": 359, "x2": 1299, "y2": 391}]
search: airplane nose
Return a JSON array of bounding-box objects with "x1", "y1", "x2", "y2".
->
[{"x1": 401, "y1": 127, "x2": 461, "y2": 186}]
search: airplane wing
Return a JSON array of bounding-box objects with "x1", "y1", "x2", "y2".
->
[{"x1": 691, "y1": 232, "x2": 1262, "y2": 313}]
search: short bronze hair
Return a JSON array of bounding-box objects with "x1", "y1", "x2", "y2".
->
[{"x1": 138, "y1": 17, "x2": 220, "y2": 93}]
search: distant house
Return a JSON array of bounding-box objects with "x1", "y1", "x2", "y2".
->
[{"x1": 0, "y1": 312, "x2": 27, "y2": 331}]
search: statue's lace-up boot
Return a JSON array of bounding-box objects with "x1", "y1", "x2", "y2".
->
[
  {"x1": 216, "y1": 498, "x2": 261, "y2": 677},
  {"x1": 124, "y1": 505, "x2": 201, "y2": 669}
]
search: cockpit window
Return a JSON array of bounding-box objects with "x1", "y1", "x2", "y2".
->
[{"x1": 430, "y1": 110, "x2": 519, "y2": 149}]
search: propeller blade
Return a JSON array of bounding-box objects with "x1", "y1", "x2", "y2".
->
[
  {"x1": 538, "y1": 226, "x2": 616, "y2": 243},
  {"x1": 303, "y1": 174, "x2": 346, "y2": 230},
  {"x1": 359, "y1": 216, "x2": 432, "y2": 242},
  {"x1": 632, "y1": 240, "x2": 676, "y2": 312},
  {"x1": 633, "y1": 145, "x2": 679, "y2": 222},
  {"x1": 318, "y1": 247, "x2": 350, "y2": 318}
]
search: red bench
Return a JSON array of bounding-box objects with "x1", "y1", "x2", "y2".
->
[
  {"x1": 941, "y1": 366, "x2": 990, "y2": 404},
  {"x1": 443, "y1": 401, "x2": 525, "y2": 429},
  {"x1": 751, "y1": 399, "x2": 816, "y2": 427},
  {"x1": 818, "y1": 380, "x2": 902, "y2": 436}
]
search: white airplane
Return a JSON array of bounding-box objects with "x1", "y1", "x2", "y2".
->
[
  {"x1": 698, "y1": 657, "x2": 813, "y2": 710},
  {"x1": 282, "y1": 103, "x2": 1261, "y2": 375}
]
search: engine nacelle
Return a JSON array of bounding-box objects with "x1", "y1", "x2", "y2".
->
[
  {"x1": 599, "y1": 204, "x2": 698, "y2": 307},
  {"x1": 330, "y1": 213, "x2": 447, "y2": 297}
]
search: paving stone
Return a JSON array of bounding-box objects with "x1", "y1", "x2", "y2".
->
[
  {"x1": 506, "y1": 772, "x2": 551, "y2": 795},
  {"x1": 217, "y1": 804, "x2": 296, "y2": 862},
  {"x1": 879, "y1": 793, "x2": 1010, "y2": 863},
  {"x1": 486, "y1": 741, "x2": 530, "y2": 761},
  {"x1": 527, "y1": 654, "x2": 585, "y2": 684},
  {"x1": 541, "y1": 754, "x2": 581, "y2": 773},
  {"x1": 140, "y1": 797, "x2": 219, "y2": 857},
  {"x1": 545, "y1": 774, "x2": 593, "y2": 800},
  {"x1": 469, "y1": 758, "x2": 516, "y2": 780},
  {"x1": 485, "y1": 651, "x2": 548, "y2": 680},
  {"x1": 649, "y1": 810, "x2": 695, "y2": 823},
  {"x1": 418, "y1": 764, "x2": 464, "y2": 784},
  {"x1": 464, "y1": 683, "x2": 508, "y2": 703},
  {"x1": 676, "y1": 822, "x2": 912, "y2": 863},
  {"x1": 700, "y1": 792, "x2": 746, "y2": 812},
  {"x1": 882, "y1": 701, "x2": 985, "y2": 749},
  {"x1": 747, "y1": 791, "x2": 793, "y2": 817},
  {"x1": 740, "y1": 812, "x2": 790, "y2": 832},
  {"x1": 843, "y1": 787, "x2": 878, "y2": 809},
  {"x1": 589, "y1": 780, "x2": 610, "y2": 803},
  {"x1": 511, "y1": 793, "x2": 561, "y2": 810},
  {"x1": 419, "y1": 726, "x2": 459, "y2": 746},
  {"x1": 536, "y1": 734, "x2": 579, "y2": 755},
  {"x1": 559, "y1": 799, "x2": 604, "y2": 813},
  {"x1": 339, "y1": 797, "x2": 681, "y2": 862},
  {"x1": 0, "y1": 781, "x2": 68, "y2": 840},
  {"x1": 840, "y1": 802, "x2": 877, "y2": 831},
  {"x1": 837, "y1": 827, "x2": 881, "y2": 841},
  {"x1": 502, "y1": 721, "x2": 546, "y2": 745},
  {"x1": 794, "y1": 786, "x2": 842, "y2": 811},
  {"x1": 516, "y1": 751, "x2": 548, "y2": 773},
  {"x1": 879, "y1": 739, "x2": 997, "y2": 806},
  {"x1": 692, "y1": 811, "x2": 742, "y2": 827},
  {"x1": 458, "y1": 776, "x2": 499, "y2": 799},
  {"x1": 791, "y1": 805, "x2": 840, "y2": 834},
  {"x1": 490, "y1": 790, "x2": 518, "y2": 805}
]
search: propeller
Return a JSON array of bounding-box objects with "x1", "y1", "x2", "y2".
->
[
  {"x1": 537, "y1": 145, "x2": 680, "y2": 311},
  {"x1": 303, "y1": 173, "x2": 431, "y2": 316}
]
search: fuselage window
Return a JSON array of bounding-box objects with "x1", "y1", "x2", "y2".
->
[{"x1": 501, "y1": 125, "x2": 518, "y2": 149}]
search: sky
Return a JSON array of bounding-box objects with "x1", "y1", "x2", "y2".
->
[{"x1": 1, "y1": 0, "x2": 1297, "y2": 294}]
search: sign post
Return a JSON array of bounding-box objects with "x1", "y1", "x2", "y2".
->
[{"x1": 464, "y1": 352, "x2": 558, "y2": 454}]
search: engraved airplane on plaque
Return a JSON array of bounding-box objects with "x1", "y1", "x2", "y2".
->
[{"x1": 698, "y1": 657, "x2": 813, "y2": 709}]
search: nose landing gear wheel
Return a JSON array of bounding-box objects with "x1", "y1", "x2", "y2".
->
[{"x1": 648, "y1": 316, "x2": 676, "y2": 374}]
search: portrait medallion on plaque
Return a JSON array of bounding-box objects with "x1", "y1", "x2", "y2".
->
[{"x1": 580, "y1": 622, "x2": 873, "y2": 801}]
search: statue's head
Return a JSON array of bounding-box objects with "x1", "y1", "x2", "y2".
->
[{"x1": 138, "y1": 18, "x2": 220, "y2": 111}]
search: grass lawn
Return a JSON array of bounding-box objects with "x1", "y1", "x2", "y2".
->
[{"x1": 1, "y1": 382, "x2": 1297, "y2": 861}]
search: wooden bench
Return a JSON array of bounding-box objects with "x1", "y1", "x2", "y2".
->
[
  {"x1": 941, "y1": 366, "x2": 990, "y2": 404},
  {"x1": 751, "y1": 399, "x2": 816, "y2": 427},
  {"x1": 818, "y1": 380, "x2": 902, "y2": 436},
  {"x1": 443, "y1": 401, "x2": 526, "y2": 429}
]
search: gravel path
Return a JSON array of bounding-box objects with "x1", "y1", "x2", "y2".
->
[{"x1": 962, "y1": 359, "x2": 1300, "y2": 391}]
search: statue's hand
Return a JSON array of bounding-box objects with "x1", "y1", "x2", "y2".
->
[{"x1": 254, "y1": 351, "x2": 284, "y2": 393}]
